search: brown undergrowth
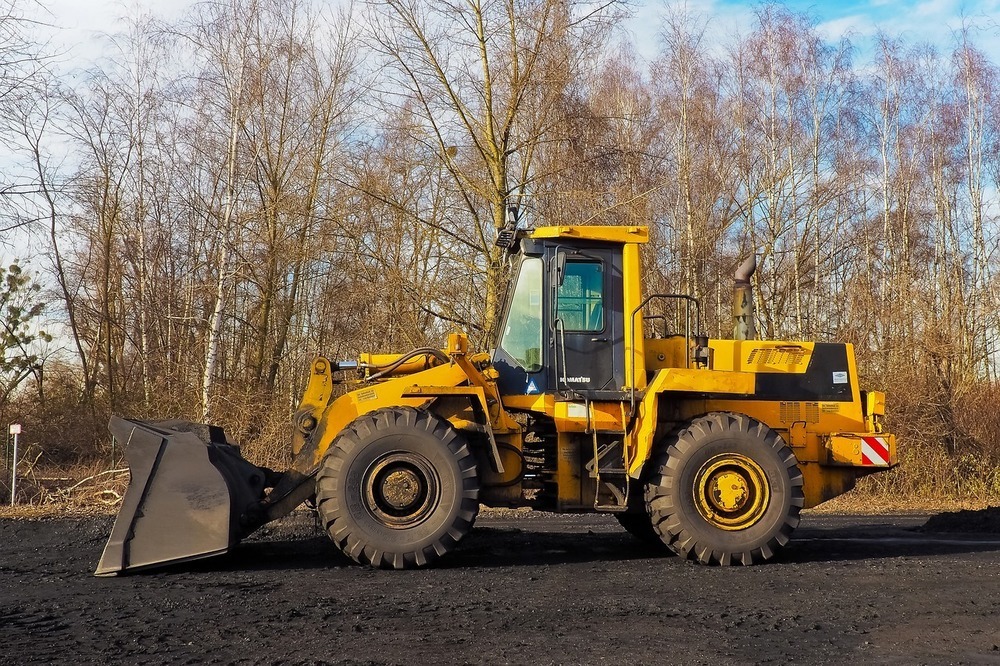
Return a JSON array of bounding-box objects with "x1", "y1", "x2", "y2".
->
[
  {"x1": 810, "y1": 439, "x2": 1000, "y2": 514},
  {"x1": 4, "y1": 398, "x2": 999, "y2": 519},
  {"x1": 3, "y1": 451, "x2": 997, "y2": 521},
  {"x1": 0, "y1": 460, "x2": 127, "y2": 519}
]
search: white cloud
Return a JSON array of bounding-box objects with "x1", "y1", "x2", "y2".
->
[
  {"x1": 32, "y1": 0, "x2": 192, "y2": 63},
  {"x1": 625, "y1": 0, "x2": 762, "y2": 63},
  {"x1": 816, "y1": 14, "x2": 879, "y2": 42},
  {"x1": 914, "y1": 0, "x2": 959, "y2": 17}
]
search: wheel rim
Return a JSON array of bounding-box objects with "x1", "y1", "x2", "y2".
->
[
  {"x1": 692, "y1": 453, "x2": 770, "y2": 531},
  {"x1": 363, "y1": 452, "x2": 440, "y2": 528}
]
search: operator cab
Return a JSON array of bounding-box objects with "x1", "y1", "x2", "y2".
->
[{"x1": 492, "y1": 235, "x2": 627, "y2": 399}]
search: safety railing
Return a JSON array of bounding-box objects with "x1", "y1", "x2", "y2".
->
[{"x1": 629, "y1": 294, "x2": 702, "y2": 413}]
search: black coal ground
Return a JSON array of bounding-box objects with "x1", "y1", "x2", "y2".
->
[{"x1": 2, "y1": 509, "x2": 999, "y2": 665}]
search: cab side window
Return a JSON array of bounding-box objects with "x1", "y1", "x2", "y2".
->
[{"x1": 557, "y1": 261, "x2": 604, "y2": 332}]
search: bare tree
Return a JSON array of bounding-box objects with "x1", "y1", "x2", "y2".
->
[{"x1": 365, "y1": 0, "x2": 621, "y2": 344}]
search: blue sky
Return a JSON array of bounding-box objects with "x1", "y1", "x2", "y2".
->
[
  {"x1": 776, "y1": 0, "x2": 997, "y2": 41},
  {"x1": 627, "y1": 0, "x2": 1000, "y2": 61}
]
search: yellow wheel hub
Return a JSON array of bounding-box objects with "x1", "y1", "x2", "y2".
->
[{"x1": 693, "y1": 454, "x2": 769, "y2": 531}]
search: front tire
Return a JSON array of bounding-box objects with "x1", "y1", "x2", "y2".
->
[
  {"x1": 315, "y1": 407, "x2": 479, "y2": 569},
  {"x1": 645, "y1": 413, "x2": 803, "y2": 565}
]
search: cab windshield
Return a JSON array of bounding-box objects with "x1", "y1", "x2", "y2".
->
[{"x1": 498, "y1": 257, "x2": 543, "y2": 372}]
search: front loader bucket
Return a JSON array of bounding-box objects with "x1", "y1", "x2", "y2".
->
[{"x1": 95, "y1": 417, "x2": 269, "y2": 576}]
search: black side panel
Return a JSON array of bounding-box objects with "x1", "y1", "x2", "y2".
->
[
  {"x1": 752, "y1": 343, "x2": 853, "y2": 402},
  {"x1": 494, "y1": 346, "x2": 548, "y2": 395}
]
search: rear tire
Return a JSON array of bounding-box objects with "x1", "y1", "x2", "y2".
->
[
  {"x1": 614, "y1": 512, "x2": 663, "y2": 547},
  {"x1": 315, "y1": 407, "x2": 479, "y2": 569},
  {"x1": 614, "y1": 476, "x2": 664, "y2": 547},
  {"x1": 645, "y1": 412, "x2": 803, "y2": 565}
]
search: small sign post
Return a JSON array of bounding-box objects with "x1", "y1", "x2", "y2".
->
[{"x1": 9, "y1": 423, "x2": 21, "y2": 507}]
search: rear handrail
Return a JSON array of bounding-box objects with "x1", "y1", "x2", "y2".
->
[{"x1": 629, "y1": 294, "x2": 701, "y2": 414}]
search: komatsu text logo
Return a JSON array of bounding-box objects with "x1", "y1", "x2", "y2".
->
[{"x1": 565, "y1": 376, "x2": 591, "y2": 383}]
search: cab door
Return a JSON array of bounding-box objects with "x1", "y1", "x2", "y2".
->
[{"x1": 550, "y1": 246, "x2": 625, "y2": 394}]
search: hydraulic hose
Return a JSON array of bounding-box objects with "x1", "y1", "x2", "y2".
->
[{"x1": 365, "y1": 347, "x2": 450, "y2": 381}]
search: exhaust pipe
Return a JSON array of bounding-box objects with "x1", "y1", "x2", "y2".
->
[{"x1": 733, "y1": 255, "x2": 756, "y2": 341}]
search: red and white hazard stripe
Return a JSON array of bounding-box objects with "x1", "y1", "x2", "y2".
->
[{"x1": 861, "y1": 436, "x2": 891, "y2": 466}]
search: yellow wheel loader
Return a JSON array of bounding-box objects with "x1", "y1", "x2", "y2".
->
[{"x1": 96, "y1": 225, "x2": 896, "y2": 574}]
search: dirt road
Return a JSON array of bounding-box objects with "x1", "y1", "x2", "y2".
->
[{"x1": 2, "y1": 510, "x2": 999, "y2": 665}]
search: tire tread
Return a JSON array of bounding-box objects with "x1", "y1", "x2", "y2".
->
[
  {"x1": 645, "y1": 412, "x2": 804, "y2": 566},
  {"x1": 315, "y1": 407, "x2": 479, "y2": 569}
]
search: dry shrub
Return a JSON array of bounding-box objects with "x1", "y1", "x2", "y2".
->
[
  {"x1": 231, "y1": 405, "x2": 297, "y2": 471},
  {"x1": 850, "y1": 443, "x2": 1000, "y2": 503},
  {"x1": 842, "y1": 369, "x2": 1000, "y2": 506},
  {"x1": 5, "y1": 362, "x2": 113, "y2": 465},
  {"x1": 202, "y1": 379, "x2": 296, "y2": 470},
  {"x1": 3, "y1": 371, "x2": 300, "y2": 515},
  {"x1": 0, "y1": 459, "x2": 127, "y2": 516},
  {"x1": 952, "y1": 381, "x2": 1000, "y2": 456},
  {"x1": 840, "y1": 327, "x2": 1000, "y2": 508}
]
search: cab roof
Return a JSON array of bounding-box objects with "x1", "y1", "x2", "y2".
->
[{"x1": 528, "y1": 226, "x2": 648, "y2": 244}]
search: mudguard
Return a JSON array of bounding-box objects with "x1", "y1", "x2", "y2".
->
[{"x1": 95, "y1": 417, "x2": 269, "y2": 576}]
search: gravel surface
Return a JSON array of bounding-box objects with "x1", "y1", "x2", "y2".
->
[{"x1": 2, "y1": 509, "x2": 1000, "y2": 665}]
